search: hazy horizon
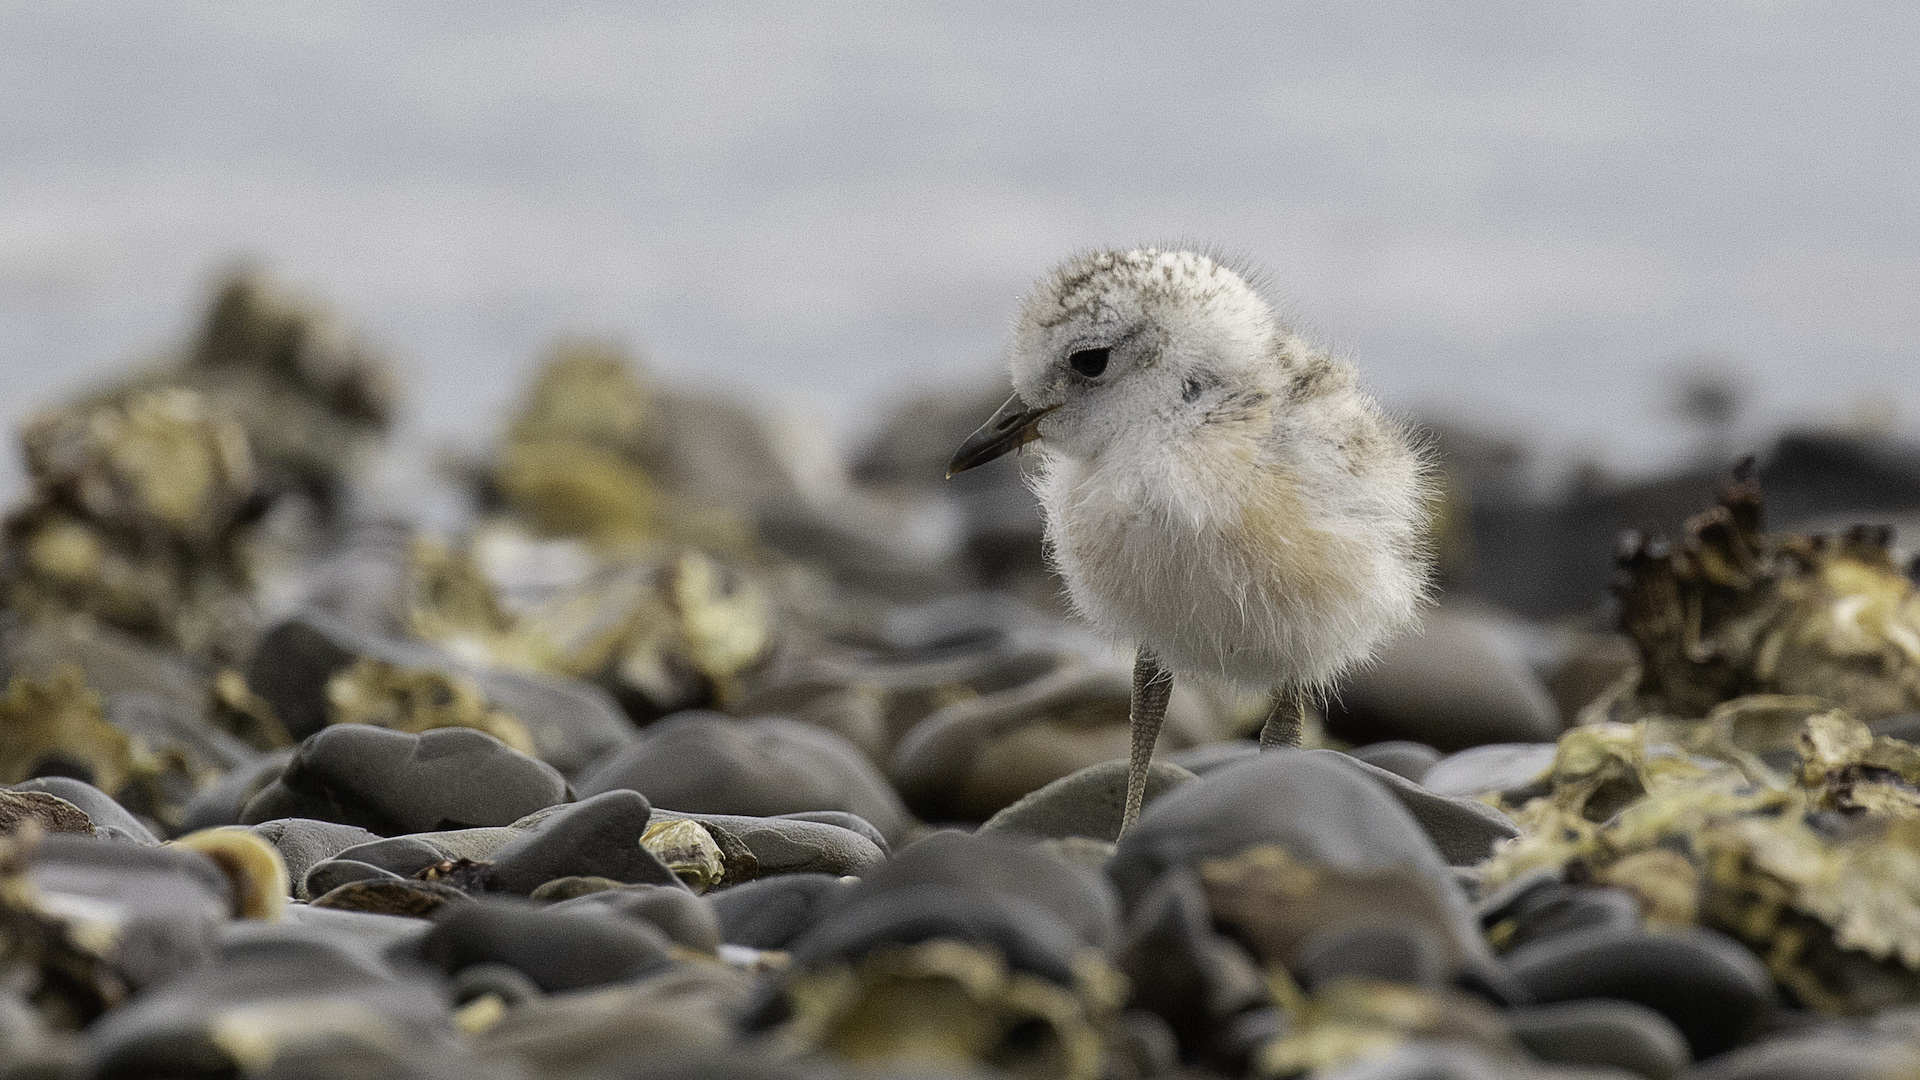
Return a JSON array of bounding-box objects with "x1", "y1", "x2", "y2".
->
[{"x1": 4, "y1": 2, "x2": 1917, "y2": 505}]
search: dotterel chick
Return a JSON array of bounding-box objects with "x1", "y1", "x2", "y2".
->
[{"x1": 948, "y1": 248, "x2": 1434, "y2": 833}]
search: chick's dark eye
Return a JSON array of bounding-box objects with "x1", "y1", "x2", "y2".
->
[{"x1": 1068, "y1": 348, "x2": 1109, "y2": 378}]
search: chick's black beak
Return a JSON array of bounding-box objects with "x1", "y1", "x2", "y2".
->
[{"x1": 946, "y1": 394, "x2": 1057, "y2": 478}]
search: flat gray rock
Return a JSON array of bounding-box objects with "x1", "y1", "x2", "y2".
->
[{"x1": 978, "y1": 758, "x2": 1196, "y2": 843}]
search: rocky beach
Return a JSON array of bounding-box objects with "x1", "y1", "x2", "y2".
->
[{"x1": 5, "y1": 275, "x2": 1920, "y2": 1080}]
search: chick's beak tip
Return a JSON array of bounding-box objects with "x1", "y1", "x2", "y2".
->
[{"x1": 945, "y1": 394, "x2": 1055, "y2": 479}]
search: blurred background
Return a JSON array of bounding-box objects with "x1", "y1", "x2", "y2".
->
[{"x1": 5, "y1": 2, "x2": 1920, "y2": 619}]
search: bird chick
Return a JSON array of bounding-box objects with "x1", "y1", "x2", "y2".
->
[{"x1": 949, "y1": 248, "x2": 1433, "y2": 832}]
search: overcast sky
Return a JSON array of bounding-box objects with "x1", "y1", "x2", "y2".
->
[{"x1": 3, "y1": 2, "x2": 1917, "y2": 502}]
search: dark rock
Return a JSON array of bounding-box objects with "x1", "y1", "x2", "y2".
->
[
  {"x1": 488, "y1": 790, "x2": 679, "y2": 895},
  {"x1": 1107, "y1": 750, "x2": 1489, "y2": 968},
  {"x1": 1421, "y1": 743, "x2": 1559, "y2": 800},
  {"x1": 239, "y1": 725, "x2": 569, "y2": 836},
  {"x1": 1311, "y1": 749, "x2": 1520, "y2": 866},
  {"x1": 310, "y1": 877, "x2": 473, "y2": 918},
  {"x1": 528, "y1": 875, "x2": 626, "y2": 901},
  {"x1": 865, "y1": 831, "x2": 1118, "y2": 951},
  {"x1": 577, "y1": 712, "x2": 910, "y2": 842},
  {"x1": 647, "y1": 808, "x2": 885, "y2": 877},
  {"x1": 1506, "y1": 999, "x2": 1688, "y2": 1080},
  {"x1": 302, "y1": 859, "x2": 405, "y2": 899},
  {"x1": 10, "y1": 777, "x2": 157, "y2": 843},
  {"x1": 553, "y1": 883, "x2": 722, "y2": 953},
  {"x1": 246, "y1": 610, "x2": 634, "y2": 774},
  {"x1": 888, "y1": 659, "x2": 1213, "y2": 822},
  {"x1": 1324, "y1": 608, "x2": 1562, "y2": 753},
  {"x1": 1167, "y1": 740, "x2": 1261, "y2": 775},
  {"x1": 1114, "y1": 868, "x2": 1266, "y2": 1058},
  {"x1": 244, "y1": 818, "x2": 381, "y2": 892},
  {"x1": 787, "y1": 884, "x2": 1087, "y2": 987},
  {"x1": 1293, "y1": 922, "x2": 1448, "y2": 990},
  {"x1": 1478, "y1": 878, "x2": 1643, "y2": 954},
  {"x1": 179, "y1": 748, "x2": 295, "y2": 833},
  {"x1": 28, "y1": 834, "x2": 230, "y2": 991},
  {"x1": 419, "y1": 896, "x2": 674, "y2": 993},
  {"x1": 1504, "y1": 925, "x2": 1776, "y2": 1058},
  {"x1": 276, "y1": 902, "x2": 432, "y2": 958},
  {"x1": 773, "y1": 810, "x2": 889, "y2": 855},
  {"x1": 80, "y1": 926, "x2": 452, "y2": 1080},
  {"x1": 707, "y1": 873, "x2": 854, "y2": 950},
  {"x1": 1685, "y1": 1031, "x2": 1912, "y2": 1080},
  {"x1": 1348, "y1": 740, "x2": 1442, "y2": 782},
  {"x1": 977, "y1": 758, "x2": 1196, "y2": 843}
]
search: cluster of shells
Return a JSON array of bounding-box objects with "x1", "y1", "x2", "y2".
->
[{"x1": 1482, "y1": 463, "x2": 1920, "y2": 1015}]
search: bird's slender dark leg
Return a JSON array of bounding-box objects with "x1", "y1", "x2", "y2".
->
[
  {"x1": 1258, "y1": 685, "x2": 1305, "y2": 750},
  {"x1": 1121, "y1": 648, "x2": 1174, "y2": 836}
]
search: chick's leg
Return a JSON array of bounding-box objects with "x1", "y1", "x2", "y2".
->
[
  {"x1": 1121, "y1": 648, "x2": 1174, "y2": 836},
  {"x1": 1258, "y1": 685, "x2": 1305, "y2": 750}
]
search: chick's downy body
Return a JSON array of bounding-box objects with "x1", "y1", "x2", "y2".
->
[{"x1": 1010, "y1": 249, "x2": 1432, "y2": 691}]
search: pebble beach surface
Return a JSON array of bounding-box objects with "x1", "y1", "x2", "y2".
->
[{"x1": 6, "y1": 278, "x2": 1920, "y2": 1079}]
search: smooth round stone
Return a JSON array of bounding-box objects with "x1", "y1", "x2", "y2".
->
[
  {"x1": 1348, "y1": 741, "x2": 1442, "y2": 783},
  {"x1": 1166, "y1": 740, "x2": 1261, "y2": 775},
  {"x1": 867, "y1": 831, "x2": 1119, "y2": 951},
  {"x1": 1292, "y1": 922, "x2": 1448, "y2": 990},
  {"x1": 28, "y1": 835, "x2": 232, "y2": 992},
  {"x1": 706, "y1": 874, "x2": 854, "y2": 950},
  {"x1": 577, "y1": 712, "x2": 910, "y2": 842},
  {"x1": 1115, "y1": 868, "x2": 1267, "y2": 1055},
  {"x1": 887, "y1": 661, "x2": 1212, "y2": 823},
  {"x1": 1108, "y1": 750, "x2": 1488, "y2": 969},
  {"x1": 488, "y1": 790, "x2": 680, "y2": 895},
  {"x1": 647, "y1": 809, "x2": 885, "y2": 877},
  {"x1": 246, "y1": 611, "x2": 633, "y2": 775},
  {"x1": 1421, "y1": 743, "x2": 1559, "y2": 800},
  {"x1": 1505, "y1": 925, "x2": 1776, "y2": 1058},
  {"x1": 420, "y1": 897, "x2": 674, "y2": 993},
  {"x1": 310, "y1": 877, "x2": 473, "y2": 918},
  {"x1": 1323, "y1": 608, "x2": 1563, "y2": 753},
  {"x1": 977, "y1": 758, "x2": 1196, "y2": 843},
  {"x1": 323, "y1": 828, "x2": 516, "y2": 885},
  {"x1": 1479, "y1": 879, "x2": 1644, "y2": 954},
  {"x1": 772, "y1": 810, "x2": 888, "y2": 855},
  {"x1": 530, "y1": 876, "x2": 628, "y2": 901},
  {"x1": 178, "y1": 748, "x2": 295, "y2": 833},
  {"x1": 302, "y1": 859, "x2": 405, "y2": 899},
  {"x1": 239, "y1": 725, "x2": 570, "y2": 836},
  {"x1": 244, "y1": 818, "x2": 382, "y2": 893},
  {"x1": 554, "y1": 883, "x2": 722, "y2": 953},
  {"x1": 1312, "y1": 749, "x2": 1520, "y2": 867},
  {"x1": 10, "y1": 777, "x2": 157, "y2": 843},
  {"x1": 1685, "y1": 1031, "x2": 1912, "y2": 1080},
  {"x1": 787, "y1": 884, "x2": 1088, "y2": 987},
  {"x1": 1506, "y1": 999, "x2": 1689, "y2": 1080},
  {"x1": 80, "y1": 929, "x2": 453, "y2": 1080}
]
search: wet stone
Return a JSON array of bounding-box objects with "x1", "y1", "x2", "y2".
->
[
  {"x1": 552, "y1": 882, "x2": 722, "y2": 953},
  {"x1": 1291, "y1": 922, "x2": 1448, "y2": 991},
  {"x1": 647, "y1": 808, "x2": 884, "y2": 878},
  {"x1": 1347, "y1": 740, "x2": 1442, "y2": 783},
  {"x1": 79, "y1": 927, "x2": 453, "y2": 1080},
  {"x1": 707, "y1": 873, "x2": 855, "y2": 950},
  {"x1": 419, "y1": 896, "x2": 675, "y2": 993},
  {"x1": 239, "y1": 724, "x2": 570, "y2": 836},
  {"x1": 243, "y1": 818, "x2": 381, "y2": 892},
  {"x1": 1505, "y1": 999, "x2": 1689, "y2": 1080},
  {"x1": 976, "y1": 758, "x2": 1196, "y2": 843},
  {"x1": 29, "y1": 834, "x2": 232, "y2": 992},
  {"x1": 487, "y1": 789, "x2": 680, "y2": 895},
  {"x1": 1503, "y1": 924, "x2": 1776, "y2": 1059},
  {"x1": 309, "y1": 876, "x2": 473, "y2": 918},
  {"x1": 576, "y1": 711, "x2": 911, "y2": 842},
  {"x1": 1323, "y1": 607, "x2": 1564, "y2": 753},
  {"x1": 302, "y1": 858, "x2": 404, "y2": 899},
  {"x1": 1421, "y1": 742, "x2": 1560, "y2": 800}
]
